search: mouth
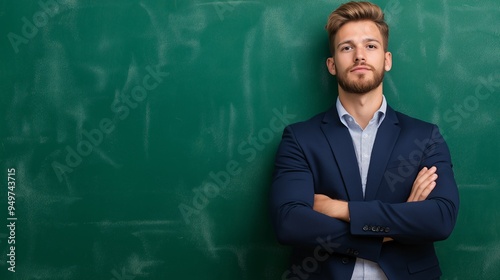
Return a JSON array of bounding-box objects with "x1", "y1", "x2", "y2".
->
[{"x1": 350, "y1": 65, "x2": 372, "y2": 72}]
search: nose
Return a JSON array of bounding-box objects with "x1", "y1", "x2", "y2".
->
[{"x1": 354, "y1": 48, "x2": 366, "y2": 63}]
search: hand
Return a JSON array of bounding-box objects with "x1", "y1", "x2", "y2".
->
[
  {"x1": 407, "y1": 166, "x2": 438, "y2": 202},
  {"x1": 313, "y1": 194, "x2": 350, "y2": 222}
]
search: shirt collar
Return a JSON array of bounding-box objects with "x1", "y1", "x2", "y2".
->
[{"x1": 336, "y1": 95, "x2": 387, "y2": 128}]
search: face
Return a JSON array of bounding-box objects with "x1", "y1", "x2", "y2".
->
[{"x1": 326, "y1": 20, "x2": 392, "y2": 94}]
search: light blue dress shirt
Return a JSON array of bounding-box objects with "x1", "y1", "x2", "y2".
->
[{"x1": 336, "y1": 96, "x2": 388, "y2": 280}]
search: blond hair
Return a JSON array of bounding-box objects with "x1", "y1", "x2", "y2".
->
[{"x1": 326, "y1": 1, "x2": 389, "y2": 54}]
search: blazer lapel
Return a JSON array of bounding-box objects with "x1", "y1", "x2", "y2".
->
[
  {"x1": 320, "y1": 107, "x2": 364, "y2": 201},
  {"x1": 364, "y1": 106, "x2": 401, "y2": 200}
]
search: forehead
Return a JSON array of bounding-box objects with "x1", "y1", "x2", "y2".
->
[{"x1": 335, "y1": 20, "x2": 383, "y2": 45}]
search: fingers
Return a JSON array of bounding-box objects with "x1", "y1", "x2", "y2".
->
[
  {"x1": 414, "y1": 166, "x2": 438, "y2": 201},
  {"x1": 407, "y1": 166, "x2": 438, "y2": 202},
  {"x1": 411, "y1": 166, "x2": 437, "y2": 201},
  {"x1": 413, "y1": 180, "x2": 436, "y2": 202}
]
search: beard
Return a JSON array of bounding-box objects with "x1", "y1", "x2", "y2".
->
[{"x1": 336, "y1": 63, "x2": 385, "y2": 94}]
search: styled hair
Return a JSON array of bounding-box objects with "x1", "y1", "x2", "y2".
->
[{"x1": 326, "y1": 1, "x2": 389, "y2": 54}]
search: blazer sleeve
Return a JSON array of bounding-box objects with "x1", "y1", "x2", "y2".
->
[
  {"x1": 270, "y1": 125, "x2": 383, "y2": 261},
  {"x1": 348, "y1": 125, "x2": 460, "y2": 244}
]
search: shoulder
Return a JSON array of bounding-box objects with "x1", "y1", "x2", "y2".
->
[{"x1": 390, "y1": 108, "x2": 446, "y2": 144}]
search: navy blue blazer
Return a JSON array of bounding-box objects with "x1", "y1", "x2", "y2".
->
[{"x1": 270, "y1": 105, "x2": 459, "y2": 280}]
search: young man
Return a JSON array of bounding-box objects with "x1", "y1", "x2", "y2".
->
[{"x1": 270, "y1": 2, "x2": 459, "y2": 279}]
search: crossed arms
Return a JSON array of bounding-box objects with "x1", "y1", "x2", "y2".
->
[
  {"x1": 314, "y1": 166, "x2": 439, "y2": 219},
  {"x1": 270, "y1": 124, "x2": 459, "y2": 261},
  {"x1": 314, "y1": 166, "x2": 439, "y2": 242}
]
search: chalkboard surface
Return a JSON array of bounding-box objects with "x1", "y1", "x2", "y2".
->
[{"x1": 0, "y1": 0, "x2": 499, "y2": 279}]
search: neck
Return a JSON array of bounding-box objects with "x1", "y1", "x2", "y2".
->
[{"x1": 338, "y1": 85, "x2": 383, "y2": 129}]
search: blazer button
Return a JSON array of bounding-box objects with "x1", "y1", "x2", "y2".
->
[{"x1": 341, "y1": 257, "x2": 349, "y2": 264}]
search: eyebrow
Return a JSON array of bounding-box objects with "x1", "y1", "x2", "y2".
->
[{"x1": 336, "y1": 38, "x2": 382, "y2": 49}]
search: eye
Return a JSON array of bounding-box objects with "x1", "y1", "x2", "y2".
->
[
  {"x1": 340, "y1": 45, "x2": 353, "y2": 52},
  {"x1": 367, "y1": 44, "x2": 377, "y2": 49}
]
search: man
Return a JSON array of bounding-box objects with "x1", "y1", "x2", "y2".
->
[{"x1": 270, "y1": 1, "x2": 459, "y2": 279}]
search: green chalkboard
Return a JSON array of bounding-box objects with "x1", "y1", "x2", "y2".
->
[{"x1": 0, "y1": 0, "x2": 499, "y2": 279}]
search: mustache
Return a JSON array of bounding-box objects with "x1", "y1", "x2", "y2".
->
[{"x1": 348, "y1": 62, "x2": 375, "y2": 72}]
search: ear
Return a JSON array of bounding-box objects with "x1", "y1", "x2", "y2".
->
[
  {"x1": 384, "y1": 51, "x2": 392, "y2": 71},
  {"x1": 326, "y1": 57, "x2": 336, "y2": 75}
]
